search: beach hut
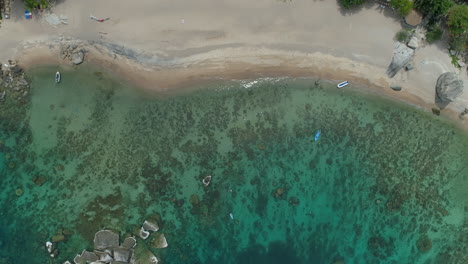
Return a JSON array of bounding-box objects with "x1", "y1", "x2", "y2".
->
[{"x1": 24, "y1": 10, "x2": 32, "y2": 19}]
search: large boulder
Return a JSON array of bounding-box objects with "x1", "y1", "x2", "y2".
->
[
  {"x1": 387, "y1": 42, "x2": 415, "y2": 78},
  {"x1": 142, "y1": 220, "x2": 159, "y2": 232},
  {"x1": 151, "y1": 233, "x2": 168, "y2": 249},
  {"x1": 407, "y1": 36, "x2": 419, "y2": 49},
  {"x1": 71, "y1": 51, "x2": 85, "y2": 65},
  {"x1": 435, "y1": 72, "x2": 464, "y2": 102}
]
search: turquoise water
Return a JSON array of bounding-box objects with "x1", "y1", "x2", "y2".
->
[{"x1": 0, "y1": 66, "x2": 467, "y2": 264}]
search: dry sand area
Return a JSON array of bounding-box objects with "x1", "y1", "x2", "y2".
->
[{"x1": 1, "y1": 0, "x2": 467, "y2": 124}]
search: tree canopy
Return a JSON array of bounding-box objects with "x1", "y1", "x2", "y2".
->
[
  {"x1": 23, "y1": 0, "x2": 49, "y2": 10},
  {"x1": 339, "y1": 0, "x2": 366, "y2": 9},
  {"x1": 390, "y1": 0, "x2": 414, "y2": 16},
  {"x1": 414, "y1": 0, "x2": 454, "y2": 17},
  {"x1": 447, "y1": 5, "x2": 468, "y2": 35}
]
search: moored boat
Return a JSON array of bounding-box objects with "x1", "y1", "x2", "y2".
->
[
  {"x1": 314, "y1": 130, "x2": 321, "y2": 141},
  {"x1": 55, "y1": 71, "x2": 61, "y2": 83},
  {"x1": 337, "y1": 81, "x2": 348, "y2": 88}
]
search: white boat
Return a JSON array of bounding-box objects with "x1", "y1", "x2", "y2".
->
[
  {"x1": 55, "y1": 72, "x2": 61, "y2": 83},
  {"x1": 337, "y1": 81, "x2": 348, "y2": 88},
  {"x1": 202, "y1": 175, "x2": 212, "y2": 187}
]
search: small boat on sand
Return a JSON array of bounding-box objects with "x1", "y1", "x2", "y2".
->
[
  {"x1": 337, "y1": 81, "x2": 348, "y2": 88},
  {"x1": 55, "y1": 72, "x2": 61, "y2": 83},
  {"x1": 314, "y1": 130, "x2": 321, "y2": 141}
]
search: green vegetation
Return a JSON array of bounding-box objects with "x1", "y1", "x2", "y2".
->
[
  {"x1": 24, "y1": 0, "x2": 49, "y2": 10},
  {"x1": 414, "y1": 0, "x2": 454, "y2": 17},
  {"x1": 447, "y1": 5, "x2": 468, "y2": 54},
  {"x1": 425, "y1": 25, "x2": 443, "y2": 43},
  {"x1": 447, "y1": 5, "x2": 468, "y2": 35},
  {"x1": 390, "y1": 0, "x2": 413, "y2": 16},
  {"x1": 395, "y1": 29, "x2": 412, "y2": 43},
  {"x1": 450, "y1": 54, "x2": 462, "y2": 68},
  {"x1": 339, "y1": 0, "x2": 366, "y2": 9}
]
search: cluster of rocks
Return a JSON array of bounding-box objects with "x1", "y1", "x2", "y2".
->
[
  {"x1": 386, "y1": 28, "x2": 465, "y2": 106},
  {"x1": 61, "y1": 218, "x2": 167, "y2": 264},
  {"x1": 386, "y1": 32, "x2": 419, "y2": 78},
  {"x1": 45, "y1": 227, "x2": 74, "y2": 258},
  {"x1": 0, "y1": 61, "x2": 30, "y2": 103},
  {"x1": 59, "y1": 41, "x2": 86, "y2": 65}
]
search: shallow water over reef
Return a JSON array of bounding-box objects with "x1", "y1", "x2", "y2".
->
[{"x1": 0, "y1": 66, "x2": 467, "y2": 264}]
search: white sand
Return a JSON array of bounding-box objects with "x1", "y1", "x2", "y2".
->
[{"x1": 1, "y1": 0, "x2": 467, "y2": 127}]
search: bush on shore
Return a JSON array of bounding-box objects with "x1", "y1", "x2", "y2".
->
[
  {"x1": 425, "y1": 26, "x2": 443, "y2": 43},
  {"x1": 395, "y1": 29, "x2": 412, "y2": 43}
]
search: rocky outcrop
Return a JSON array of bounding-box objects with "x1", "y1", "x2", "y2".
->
[
  {"x1": 407, "y1": 36, "x2": 419, "y2": 49},
  {"x1": 94, "y1": 230, "x2": 119, "y2": 250},
  {"x1": 417, "y1": 235, "x2": 432, "y2": 253},
  {"x1": 71, "y1": 51, "x2": 85, "y2": 65},
  {"x1": 65, "y1": 217, "x2": 167, "y2": 263},
  {"x1": 387, "y1": 42, "x2": 415, "y2": 78},
  {"x1": 60, "y1": 42, "x2": 86, "y2": 65},
  {"x1": 151, "y1": 233, "x2": 168, "y2": 249},
  {"x1": 0, "y1": 61, "x2": 30, "y2": 103},
  {"x1": 142, "y1": 220, "x2": 159, "y2": 232},
  {"x1": 435, "y1": 72, "x2": 464, "y2": 102}
]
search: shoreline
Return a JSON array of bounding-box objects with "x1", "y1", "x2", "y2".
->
[{"x1": 14, "y1": 39, "x2": 468, "y2": 132}]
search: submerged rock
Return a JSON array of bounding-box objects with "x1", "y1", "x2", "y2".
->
[
  {"x1": 435, "y1": 72, "x2": 464, "y2": 102},
  {"x1": 387, "y1": 42, "x2": 415, "y2": 78},
  {"x1": 189, "y1": 194, "x2": 199, "y2": 206},
  {"x1": 80, "y1": 250, "x2": 98, "y2": 262},
  {"x1": 416, "y1": 235, "x2": 432, "y2": 253},
  {"x1": 33, "y1": 175, "x2": 47, "y2": 186},
  {"x1": 15, "y1": 188, "x2": 23, "y2": 196},
  {"x1": 52, "y1": 234, "x2": 66, "y2": 243},
  {"x1": 151, "y1": 233, "x2": 168, "y2": 249},
  {"x1": 93, "y1": 230, "x2": 119, "y2": 250}
]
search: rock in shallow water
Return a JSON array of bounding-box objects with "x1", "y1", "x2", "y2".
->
[
  {"x1": 93, "y1": 230, "x2": 119, "y2": 250},
  {"x1": 142, "y1": 220, "x2": 159, "y2": 232},
  {"x1": 122, "y1": 237, "x2": 137, "y2": 249},
  {"x1": 151, "y1": 233, "x2": 168, "y2": 248},
  {"x1": 416, "y1": 235, "x2": 432, "y2": 253}
]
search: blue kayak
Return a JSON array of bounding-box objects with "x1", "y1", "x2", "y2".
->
[{"x1": 314, "y1": 130, "x2": 321, "y2": 141}]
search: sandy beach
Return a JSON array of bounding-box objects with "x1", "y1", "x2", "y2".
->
[{"x1": 1, "y1": 0, "x2": 467, "y2": 127}]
